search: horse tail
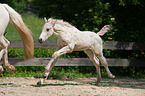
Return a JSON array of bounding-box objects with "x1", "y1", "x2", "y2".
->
[
  {"x1": 2, "y1": 4, "x2": 34, "y2": 59},
  {"x1": 97, "y1": 25, "x2": 112, "y2": 36}
]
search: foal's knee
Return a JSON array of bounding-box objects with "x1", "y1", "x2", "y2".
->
[{"x1": 52, "y1": 52, "x2": 59, "y2": 59}]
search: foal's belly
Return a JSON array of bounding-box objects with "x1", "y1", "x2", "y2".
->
[{"x1": 73, "y1": 42, "x2": 93, "y2": 51}]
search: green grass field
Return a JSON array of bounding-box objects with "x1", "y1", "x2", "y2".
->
[
  {"x1": 6, "y1": 13, "x2": 57, "y2": 40},
  {"x1": 6, "y1": 13, "x2": 57, "y2": 58}
]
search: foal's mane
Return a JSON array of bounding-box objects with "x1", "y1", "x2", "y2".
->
[{"x1": 52, "y1": 19, "x2": 80, "y2": 31}]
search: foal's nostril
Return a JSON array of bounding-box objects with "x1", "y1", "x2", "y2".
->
[{"x1": 39, "y1": 38, "x2": 43, "y2": 43}]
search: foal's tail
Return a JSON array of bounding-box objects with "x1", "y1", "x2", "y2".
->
[
  {"x1": 97, "y1": 25, "x2": 112, "y2": 36},
  {"x1": 2, "y1": 4, "x2": 34, "y2": 59}
]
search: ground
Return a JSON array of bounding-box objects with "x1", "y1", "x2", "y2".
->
[{"x1": 0, "y1": 77, "x2": 145, "y2": 96}]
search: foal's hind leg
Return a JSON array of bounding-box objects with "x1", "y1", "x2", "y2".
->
[
  {"x1": 93, "y1": 46, "x2": 115, "y2": 79},
  {"x1": 98, "y1": 55, "x2": 115, "y2": 79},
  {"x1": 84, "y1": 49, "x2": 101, "y2": 85}
]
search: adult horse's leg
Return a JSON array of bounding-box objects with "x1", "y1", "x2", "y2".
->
[
  {"x1": 0, "y1": 49, "x2": 4, "y2": 74},
  {"x1": 84, "y1": 49, "x2": 101, "y2": 85},
  {"x1": 0, "y1": 37, "x2": 16, "y2": 73},
  {"x1": 0, "y1": 49, "x2": 4, "y2": 60},
  {"x1": 37, "y1": 45, "x2": 73, "y2": 85},
  {"x1": 0, "y1": 6, "x2": 15, "y2": 73},
  {"x1": 0, "y1": 66, "x2": 3, "y2": 74}
]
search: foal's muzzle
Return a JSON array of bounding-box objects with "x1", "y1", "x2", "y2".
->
[{"x1": 39, "y1": 38, "x2": 43, "y2": 44}]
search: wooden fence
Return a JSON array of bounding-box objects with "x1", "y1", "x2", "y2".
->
[{"x1": 6, "y1": 40, "x2": 145, "y2": 67}]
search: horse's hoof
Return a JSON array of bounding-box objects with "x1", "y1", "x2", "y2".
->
[
  {"x1": 4, "y1": 65, "x2": 16, "y2": 73},
  {"x1": 9, "y1": 65, "x2": 16, "y2": 73},
  {"x1": 0, "y1": 66, "x2": 4, "y2": 74},
  {"x1": 11, "y1": 65, "x2": 16, "y2": 73}
]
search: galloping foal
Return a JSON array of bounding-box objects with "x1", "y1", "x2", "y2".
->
[
  {"x1": 38, "y1": 18, "x2": 115, "y2": 85},
  {"x1": 0, "y1": 4, "x2": 34, "y2": 74}
]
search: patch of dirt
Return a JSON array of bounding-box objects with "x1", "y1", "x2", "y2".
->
[{"x1": 0, "y1": 77, "x2": 145, "y2": 96}]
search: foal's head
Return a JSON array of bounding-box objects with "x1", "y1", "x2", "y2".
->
[{"x1": 39, "y1": 18, "x2": 55, "y2": 43}]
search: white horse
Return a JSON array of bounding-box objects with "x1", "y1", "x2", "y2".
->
[
  {"x1": 37, "y1": 18, "x2": 115, "y2": 85},
  {"x1": 0, "y1": 4, "x2": 34, "y2": 74}
]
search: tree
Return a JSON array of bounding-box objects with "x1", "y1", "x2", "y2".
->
[
  {"x1": 109, "y1": 0, "x2": 145, "y2": 42},
  {"x1": 32, "y1": 0, "x2": 112, "y2": 32}
]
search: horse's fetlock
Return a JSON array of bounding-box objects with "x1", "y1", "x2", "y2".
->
[
  {"x1": 3, "y1": 63, "x2": 10, "y2": 68},
  {"x1": 0, "y1": 66, "x2": 4, "y2": 74}
]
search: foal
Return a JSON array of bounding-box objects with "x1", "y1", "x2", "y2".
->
[{"x1": 38, "y1": 18, "x2": 115, "y2": 85}]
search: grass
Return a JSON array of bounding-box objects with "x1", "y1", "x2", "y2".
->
[
  {"x1": 1, "y1": 66, "x2": 103, "y2": 79},
  {"x1": 6, "y1": 12, "x2": 57, "y2": 40}
]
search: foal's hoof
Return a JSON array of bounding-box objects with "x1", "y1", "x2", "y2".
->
[
  {"x1": 108, "y1": 74, "x2": 115, "y2": 79},
  {"x1": 37, "y1": 81, "x2": 42, "y2": 86},
  {"x1": 95, "y1": 82, "x2": 100, "y2": 86},
  {"x1": 0, "y1": 66, "x2": 4, "y2": 74},
  {"x1": 37, "y1": 79, "x2": 43, "y2": 86},
  {"x1": 96, "y1": 80, "x2": 101, "y2": 86}
]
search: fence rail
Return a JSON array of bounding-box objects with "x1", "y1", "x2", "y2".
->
[
  {"x1": 5, "y1": 40, "x2": 145, "y2": 67},
  {"x1": 9, "y1": 40, "x2": 145, "y2": 50}
]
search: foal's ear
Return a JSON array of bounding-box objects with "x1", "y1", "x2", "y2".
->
[
  {"x1": 44, "y1": 17, "x2": 47, "y2": 23},
  {"x1": 48, "y1": 18, "x2": 52, "y2": 22}
]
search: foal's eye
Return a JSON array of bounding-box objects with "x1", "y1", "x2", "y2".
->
[{"x1": 46, "y1": 28, "x2": 49, "y2": 31}]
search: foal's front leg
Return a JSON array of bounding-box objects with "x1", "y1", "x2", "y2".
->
[{"x1": 37, "y1": 45, "x2": 73, "y2": 86}]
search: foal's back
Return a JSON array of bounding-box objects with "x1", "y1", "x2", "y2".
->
[{"x1": 72, "y1": 31, "x2": 102, "y2": 51}]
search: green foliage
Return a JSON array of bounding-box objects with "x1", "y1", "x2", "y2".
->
[
  {"x1": 0, "y1": 0, "x2": 27, "y2": 13},
  {"x1": 34, "y1": 48, "x2": 56, "y2": 58},
  {"x1": 8, "y1": 48, "x2": 25, "y2": 58},
  {"x1": 110, "y1": 67, "x2": 145, "y2": 78},
  {"x1": 108, "y1": 0, "x2": 145, "y2": 42},
  {"x1": 32, "y1": 0, "x2": 113, "y2": 31},
  {"x1": 31, "y1": 0, "x2": 145, "y2": 42},
  {"x1": 5, "y1": 13, "x2": 57, "y2": 40},
  {"x1": 1, "y1": 66, "x2": 145, "y2": 79}
]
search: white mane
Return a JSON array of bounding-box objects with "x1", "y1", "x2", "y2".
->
[
  {"x1": 51, "y1": 18, "x2": 111, "y2": 36},
  {"x1": 52, "y1": 19, "x2": 80, "y2": 32}
]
